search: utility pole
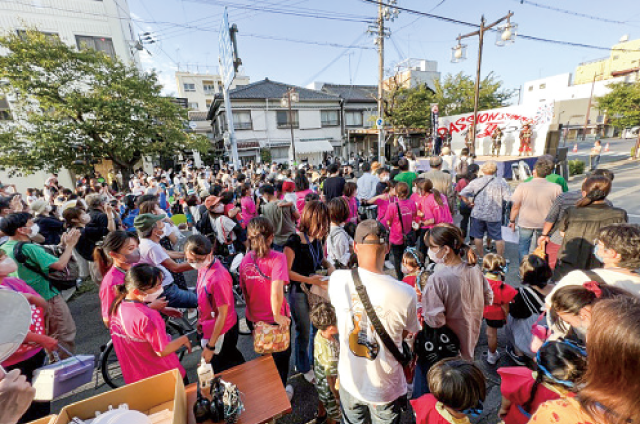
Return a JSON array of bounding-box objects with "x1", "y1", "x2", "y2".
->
[
  {"x1": 583, "y1": 72, "x2": 597, "y2": 141},
  {"x1": 377, "y1": 1, "x2": 385, "y2": 166},
  {"x1": 282, "y1": 88, "x2": 299, "y2": 166}
]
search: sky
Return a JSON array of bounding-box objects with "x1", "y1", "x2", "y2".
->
[{"x1": 129, "y1": 0, "x2": 640, "y2": 101}]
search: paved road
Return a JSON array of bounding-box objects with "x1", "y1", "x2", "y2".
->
[{"x1": 52, "y1": 156, "x2": 638, "y2": 424}]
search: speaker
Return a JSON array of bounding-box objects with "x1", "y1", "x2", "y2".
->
[{"x1": 544, "y1": 130, "x2": 561, "y2": 156}]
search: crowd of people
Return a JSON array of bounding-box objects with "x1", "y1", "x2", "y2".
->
[{"x1": 0, "y1": 150, "x2": 639, "y2": 424}]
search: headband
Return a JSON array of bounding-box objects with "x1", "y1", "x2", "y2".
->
[{"x1": 404, "y1": 247, "x2": 423, "y2": 267}]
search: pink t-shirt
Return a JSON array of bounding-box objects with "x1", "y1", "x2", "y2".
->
[
  {"x1": 1, "y1": 278, "x2": 44, "y2": 367},
  {"x1": 343, "y1": 195, "x2": 358, "y2": 224},
  {"x1": 109, "y1": 301, "x2": 185, "y2": 385},
  {"x1": 373, "y1": 195, "x2": 396, "y2": 222},
  {"x1": 419, "y1": 193, "x2": 453, "y2": 229},
  {"x1": 240, "y1": 196, "x2": 257, "y2": 228},
  {"x1": 100, "y1": 266, "x2": 126, "y2": 322},
  {"x1": 296, "y1": 189, "x2": 313, "y2": 212},
  {"x1": 239, "y1": 251, "x2": 290, "y2": 323},
  {"x1": 383, "y1": 198, "x2": 417, "y2": 245},
  {"x1": 197, "y1": 259, "x2": 237, "y2": 339}
]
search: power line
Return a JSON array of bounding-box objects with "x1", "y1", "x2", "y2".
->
[
  {"x1": 303, "y1": 33, "x2": 371, "y2": 86},
  {"x1": 512, "y1": 0, "x2": 629, "y2": 25},
  {"x1": 361, "y1": 0, "x2": 640, "y2": 53}
]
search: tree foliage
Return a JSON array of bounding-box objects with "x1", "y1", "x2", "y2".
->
[
  {"x1": 0, "y1": 30, "x2": 209, "y2": 174},
  {"x1": 384, "y1": 71, "x2": 514, "y2": 130},
  {"x1": 596, "y1": 81, "x2": 640, "y2": 129}
]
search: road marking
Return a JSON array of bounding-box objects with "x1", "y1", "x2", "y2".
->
[
  {"x1": 629, "y1": 214, "x2": 640, "y2": 219},
  {"x1": 608, "y1": 185, "x2": 640, "y2": 201}
]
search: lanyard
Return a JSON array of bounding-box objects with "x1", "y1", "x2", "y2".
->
[
  {"x1": 198, "y1": 258, "x2": 217, "y2": 289},
  {"x1": 303, "y1": 233, "x2": 321, "y2": 270}
]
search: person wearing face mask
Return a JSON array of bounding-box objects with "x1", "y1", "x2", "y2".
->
[
  {"x1": 184, "y1": 235, "x2": 245, "y2": 372},
  {"x1": 0, "y1": 212, "x2": 81, "y2": 356},
  {"x1": 422, "y1": 224, "x2": 493, "y2": 362},
  {"x1": 195, "y1": 195, "x2": 247, "y2": 258},
  {"x1": 135, "y1": 213, "x2": 196, "y2": 309},
  {"x1": 0, "y1": 251, "x2": 59, "y2": 423},
  {"x1": 94, "y1": 231, "x2": 141, "y2": 327},
  {"x1": 30, "y1": 199, "x2": 64, "y2": 245},
  {"x1": 62, "y1": 207, "x2": 108, "y2": 284},
  {"x1": 108, "y1": 264, "x2": 191, "y2": 385}
]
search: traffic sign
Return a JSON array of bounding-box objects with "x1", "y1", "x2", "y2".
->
[
  {"x1": 218, "y1": 8, "x2": 235, "y2": 90},
  {"x1": 188, "y1": 121, "x2": 197, "y2": 130},
  {"x1": 376, "y1": 117, "x2": 384, "y2": 127}
]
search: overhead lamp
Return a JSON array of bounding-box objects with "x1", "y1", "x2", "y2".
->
[
  {"x1": 496, "y1": 20, "x2": 517, "y2": 46},
  {"x1": 451, "y1": 42, "x2": 467, "y2": 63}
]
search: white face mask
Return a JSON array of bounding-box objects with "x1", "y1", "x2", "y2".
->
[
  {"x1": 380, "y1": 176, "x2": 389, "y2": 182},
  {"x1": 189, "y1": 257, "x2": 212, "y2": 270},
  {"x1": 28, "y1": 224, "x2": 40, "y2": 237},
  {"x1": 80, "y1": 214, "x2": 91, "y2": 224},
  {"x1": 142, "y1": 287, "x2": 163, "y2": 303},
  {"x1": 156, "y1": 225, "x2": 166, "y2": 238},
  {"x1": 401, "y1": 264, "x2": 410, "y2": 275},
  {"x1": 428, "y1": 246, "x2": 447, "y2": 264},
  {"x1": 0, "y1": 256, "x2": 18, "y2": 276},
  {"x1": 213, "y1": 203, "x2": 225, "y2": 214}
]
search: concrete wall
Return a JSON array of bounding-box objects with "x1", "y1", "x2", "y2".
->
[{"x1": 574, "y1": 38, "x2": 640, "y2": 85}]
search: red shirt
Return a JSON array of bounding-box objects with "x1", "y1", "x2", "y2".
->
[
  {"x1": 100, "y1": 266, "x2": 126, "y2": 322},
  {"x1": 239, "y1": 251, "x2": 290, "y2": 323},
  {"x1": 498, "y1": 367, "x2": 570, "y2": 424},
  {"x1": 196, "y1": 259, "x2": 237, "y2": 339},
  {"x1": 483, "y1": 276, "x2": 517, "y2": 321},
  {"x1": 411, "y1": 394, "x2": 471, "y2": 424},
  {"x1": 403, "y1": 275, "x2": 417, "y2": 287},
  {"x1": 383, "y1": 198, "x2": 417, "y2": 245}
]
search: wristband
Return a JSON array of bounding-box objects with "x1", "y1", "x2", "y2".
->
[
  {"x1": 205, "y1": 343, "x2": 216, "y2": 351},
  {"x1": 541, "y1": 234, "x2": 549, "y2": 237},
  {"x1": 509, "y1": 220, "x2": 515, "y2": 223}
]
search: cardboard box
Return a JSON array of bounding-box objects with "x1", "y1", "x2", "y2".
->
[
  {"x1": 27, "y1": 415, "x2": 56, "y2": 424},
  {"x1": 54, "y1": 369, "x2": 186, "y2": 424}
]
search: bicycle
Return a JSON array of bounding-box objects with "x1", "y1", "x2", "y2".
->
[{"x1": 99, "y1": 311, "x2": 198, "y2": 389}]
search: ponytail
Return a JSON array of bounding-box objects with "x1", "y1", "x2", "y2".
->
[
  {"x1": 522, "y1": 370, "x2": 545, "y2": 413},
  {"x1": 109, "y1": 284, "x2": 128, "y2": 318},
  {"x1": 418, "y1": 179, "x2": 443, "y2": 206},
  {"x1": 94, "y1": 246, "x2": 113, "y2": 279},
  {"x1": 428, "y1": 223, "x2": 477, "y2": 267},
  {"x1": 247, "y1": 217, "x2": 274, "y2": 258},
  {"x1": 576, "y1": 175, "x2": 611, "y2": 208}
]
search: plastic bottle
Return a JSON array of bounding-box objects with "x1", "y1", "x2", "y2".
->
[{"x1": 197, "y1": 358, "x2": 215, "y2": 393}]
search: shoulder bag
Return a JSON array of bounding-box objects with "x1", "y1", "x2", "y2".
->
[
  {"x1": 396, "y1": 202, "x2": 417, "y2": 247},
  {"x1": 249, "y1": 253, "x2": 290, "y2": 355},
  {"x1": 13, "y1": 242, "x2": 79, "y2": 291},
  {"x1": 467, "y1": 177, "x2": 494, "y2": 208},
  {"x1": 351, "y1": 268, "x2": 416, "y2": 384}
]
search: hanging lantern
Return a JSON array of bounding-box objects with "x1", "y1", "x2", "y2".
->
[
  {"x1": 496, "y1": 21, "x2": 518, "y2": 46},
  {"x1": 451, "y1": 42, "x2": 467, "y2": 63}
]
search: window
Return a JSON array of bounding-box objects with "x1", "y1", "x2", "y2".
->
[
  {"x1": 528, "y1": 85, "x2": 533, "y2": 91},
  {"x1": 233, "y1": 111, "x2": 252, "y2": 130},
  {"x1": 0, "y1": 96, "x2": 11, "y2": 121},
  {"x1": 188, "y1": 102, "x2": 199, "y2": 110},
  {"x1": 205, "y1": 99, "x2": 213, "y2": 108},
  {"x1": 203, "y1": 81, "x2": 215, "y2": 95},
  {"x1": 321, "y1": 110, "x2": 339, "y2": 127},
  {"x1": 75, "y1": 35, "x2": 115, "y2": 58},
  {"x1": 613, "y1": 55, "x2": 619, "y2": 60},
  {"x1": 277, "y1": 110, "x2": 299, "y2": 128},
  {"x1": 345, "y1": 111, "x2": 363, "y2": 127},
  {"x1": 363, "y1": 110, "x2": 376, "y2": 128},
  {"x1": 17, "y1": 30, "x2": 59, "y2": 43},
  {"x1": 183, "y1": 83, "x2": 196, "y2": 92},
  {"x1": 539, "y1": 83, "x2": 546, "y2": 89}
]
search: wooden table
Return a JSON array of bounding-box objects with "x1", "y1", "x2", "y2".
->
[{"x1": 186, "y1": 356, "x2": 292, "y2": 424}]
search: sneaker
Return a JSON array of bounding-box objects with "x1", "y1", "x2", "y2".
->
[
  {"x1": 384, "y1": 260, "x2": 394, "y2": 270},
  {"x1": 285, "y1": 384, "x2": 295, "y2": 402},
  {"x1": 506, "y1": 345, "x2": 527, "y2": 366},
  {"x1": 303, "y1": 369, "x2": 316, "y2": 384},
  {"x1": 485, "y1": 350, "x2": 500, "y2": 365}
]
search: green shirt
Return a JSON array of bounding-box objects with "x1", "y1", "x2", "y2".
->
[
  {"x1": 524, "y1": 174, "x2": 568, "y2": 193},
  {"x1": 0, "y1": 240, "x2": 59, "y2": 300},
  {"x1": 394, "y1": 171, "x2": 418, "y2": 194}
]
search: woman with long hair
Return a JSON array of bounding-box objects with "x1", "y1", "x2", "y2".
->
[
  {"x1": 239, "y1": 217, "x2": 293, "y2": 398},
  {"x1": 383, "y1": 182, "x2": 417, "y2": 280},
  {"x1": 184, "y1": 235, "x2": 245, "y2": 372},
  {"x1": 108, "y1": 264, "x2": 191, "y2": 385},
  {"x1": 294, "y1": 170, "x2": 313, "y2": 212},
  {"x1": 553, "y1": 175, "x2": 627, "y2": 280},
  {"x1": 284, "y1": 201, "x2": 333, "y2": 383},
  {"x1": 416, "y1": 179, "x2": 453, "y2": 256},
  {"x1": 94, "y1": 230, "x2": 140, "y2": 327},
  {"x1": 414, "y1": 224, "x2": 493, "y2": 398},
  {"x1": 529, "y1": 297, "x2": 640, "y2": 424}
]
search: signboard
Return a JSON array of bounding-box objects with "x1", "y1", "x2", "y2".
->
[
  {"x1": 376, "y1": 117, "x2": 384, "y2": 127},
  {"x1": 437, "y1": 102, "x2": 554, "y2": 156},
  {"x1": 218, "y1": 8, "x2": 235, "y2": 90}
]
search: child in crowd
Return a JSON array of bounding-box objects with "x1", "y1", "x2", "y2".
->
[
  {"x1": 402, "y1": 248, "x2": 425, "y2": 293},
  {"x1": 342, "y1": 182, "x2": 358, "y2": 225},
  {"x1": 108, "y1": 264, "x2": 191, "y2": 385},
  {"x1": 310, "y1": 302, "x2": 341, "y2": 424},
  {"x1": 498, "y1": 340, "x2": 587, "y2": 424},
  {"x1": 282, "y1": 180, "x2": 298, "y2": 211},
  {"x1": 482, "y1": 253, "x2": 517, "y2": 365},
  {"x1": 411, "y1": 358, "x2": 486, "y2": 424}
]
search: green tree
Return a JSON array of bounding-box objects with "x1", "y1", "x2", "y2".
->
[
  {"x1": 0, "y1": 30, "x2": 209, "y2": 175},
  {"x1": 385, "y1": 84, "x2": 435, "y2": 129},
  {"x1": 596, "y1": 81, "x2": 640, "y2": 129},
  {"x1": 433, "y1": 71, "x2": 514, "y2": 116}
]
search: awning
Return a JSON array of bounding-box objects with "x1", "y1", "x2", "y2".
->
[{"x1": 295, "y1": 140, "x2": 334, "y2": 154}]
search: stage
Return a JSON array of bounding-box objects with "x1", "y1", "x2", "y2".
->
[{"x1": 416, "y1": 155, "x2": 539, "y2": 180}]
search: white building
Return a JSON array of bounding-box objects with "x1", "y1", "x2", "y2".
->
[
  {"x1": 207, "y1": 79, "x2": 343, "y2": 165},
  {"x1": 521, "y1": 73, "x2": 626, "y2": 105},
  {"x1": 0, "y1": 0, "x2": 141, "y2": 191},
  {"x1": 384, "y1": 58, "x2": 440, "y2": 92},
  {"x1": 175, "y1": 71, "x2": 250, "y2": 113}
]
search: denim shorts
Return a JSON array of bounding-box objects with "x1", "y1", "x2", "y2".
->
[{"x1": 470, "y1": 218, "x2": 502, "y2": 240}]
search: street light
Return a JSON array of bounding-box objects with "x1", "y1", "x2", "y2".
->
[
  {"x1": 451, "y1": 12, "x2": 515, "y2": 156},
  {"x1": 281, "y1": 88, "x2": 299, "y2": 165}
]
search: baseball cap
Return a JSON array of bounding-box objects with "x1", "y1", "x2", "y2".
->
[
  {"x1": 133, "y1": 213, "x2": 164, "y2": 232},
  {"x1": 204, "y1": 195, "x2": 221, "y2": 210},
  {"x1": 354, "y1": 220, "x2": 388, "y2": 245}
]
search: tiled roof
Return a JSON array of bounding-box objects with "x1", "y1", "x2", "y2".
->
[
  {"x1": 218, "y1": 79, "x2": 340, "y2": 101},
  {"x1": 318, "y1": 84, "x2": 378, "y2": 102}
]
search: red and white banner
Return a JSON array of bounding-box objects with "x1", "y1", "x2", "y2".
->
[{"x1": 437, "y1": 102, "x2": 554, "y2": 156}]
